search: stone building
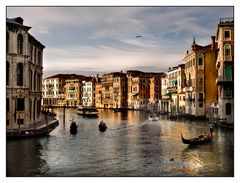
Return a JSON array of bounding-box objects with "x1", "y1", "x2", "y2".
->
[
  {"x1": 183, "y1": 37, "x2": 218, "y2": 118},
  {"x1": 215, "y1": 18, "x2": 234, "y2": 124},
  {"x1": 42, "y1": 74, "x2": 89, "y2": 107},
  {"x1": 82, "y1": 78, "x2": 96, "y2": 107},
  {"x1": 112, "y1": 72, "x2": 128, "y2": 109},
  {"x1": 95, "y1": 77, "x2": 104, "y2": 108},
  {"x1": 6, "y1": 17, "x2": 45, "y2": 131},
  {"x1": 65, "y1": 79, "x2": 82, "y2": 107}
]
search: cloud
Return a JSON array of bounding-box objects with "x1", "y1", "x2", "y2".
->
[
  {"x1": 7, "y1": 6, "x2": 233, "y2": 78},
  {"x1": 37, "y1": 27, "x2": 51, "y2": 34}
]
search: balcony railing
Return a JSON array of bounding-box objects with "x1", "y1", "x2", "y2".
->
[
  {"x1": 216, "y1": 75, "x2": 233, "y2": 85},
  {"x1": 224, "y1": 56, "x2": 233, "y2": 62},
  {"x1": 220, "y1": 17, "x2": 234, "y2": 24}
]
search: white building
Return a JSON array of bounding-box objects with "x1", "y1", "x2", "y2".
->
[
  {"x1": 82, "y1": 79, "x2": 95, "y2": 107},
  {"x1": 6, "y1": 17, "x2": 45, "y2": 131}
]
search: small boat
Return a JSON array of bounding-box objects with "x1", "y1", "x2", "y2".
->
[
  {"x1": 77, "y1": 106, "x2": 98, "y2": 117},
  {"x1": 181, "y1": 133, "x2": 213, "y2": 145},
  {"x1": 149, "y1": 114, "x2": 159, "y2": 121},
  {"x1": 219, "y1": 121, "x2": 234, "y2": 129},
  {"x1": 98, "y1": 121, "x2": 107, "y2": 132},
  {"x1": 70, "y1": 120, "x2": 78, "y2": 134},
  {"x1": 113, "y1": 108, "x2": 121, "y2": 113}
]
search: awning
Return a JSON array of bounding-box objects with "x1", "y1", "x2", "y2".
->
[
  {"x1": 164, "y1": 91, "x2": 177, "y2": 97},
  {"x1": 132, "y1": 93, "x2": 138, "y2": 96}
]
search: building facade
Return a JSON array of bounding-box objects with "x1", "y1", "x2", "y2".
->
[
  {"x1": 42, "y1": 75, "x2": 66, "y2": 107},
  {"x1": 6, "y1": 17, "x2": 45, "y2": 131},
  {"x1": 183, "y1": 37, "x2": 218, "y2": 117},
  {"x1": 216, "y1": 18, "x2": 234, "y2": 123},
  {"x1": 82, "y1": 78, "x2": 95, "y2": 107},
  {"x1": 95, "y1": 78, "x2": 104, "y2": 108},
  {"x1": 112, "y1": 73, "x2": 128, "y2": 108},
  {"x1": 65, "y1": 79, "x2": 82, "y2": 107}
]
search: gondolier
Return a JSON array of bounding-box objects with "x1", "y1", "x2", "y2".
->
[{"x1": 209, "y1": 123, "x2": 214, "y2": 136}]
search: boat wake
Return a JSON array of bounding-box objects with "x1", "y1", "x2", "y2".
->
[{"x1": 107, "y1": 119, "x2": 163, "y2": 131}]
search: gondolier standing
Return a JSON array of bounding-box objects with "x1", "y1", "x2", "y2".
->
[{"x1": 209, "y1": 123, "x2": 214, "y2": 137}]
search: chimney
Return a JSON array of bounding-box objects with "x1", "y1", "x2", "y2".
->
[{"x1": 211, "y1": 36, "x2": 216, "y2": 49}]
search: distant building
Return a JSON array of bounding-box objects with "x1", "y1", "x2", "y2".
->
[
  {"x1": 183, "y1": 37, "x2": 218, "y2": 118},
  {"x1": 95, "y1": 77, "x2": 104, "y2": 108},
  {"x1": 101, "y1": 72, "x2": 127, "y2": 108},
  {"x1": 167, "y1": 64, "x2": 185, "y2": 116},
  {"x1": 216, "y1": 18, "x2": 234, "y2": 123},
  {"x1": 42, "y1": 74, "x2": 90, "y2": 107},
  {"x1": 112, "y1": 72, "x2": 128, "y2": 108},
  {"x1": 159, "y1": 74, "x2": 169, "y2": 113},
  {"x1": 82, "y1": 78, "x2": 96, "y2": 107},
  {"x1": 65, "y1": 79, "x2": 82, "y2": 107},
  {"x1": 6, "y1": 17, "x2": 45, "y2": 131}
]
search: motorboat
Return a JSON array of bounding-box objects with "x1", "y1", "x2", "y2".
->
[{"x1": 77, "y1": 106, "x2": 98, "y2": 117}]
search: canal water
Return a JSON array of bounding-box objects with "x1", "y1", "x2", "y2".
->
[{"x1": 6, "y1": 108, "x2": 234, "y2": 177}]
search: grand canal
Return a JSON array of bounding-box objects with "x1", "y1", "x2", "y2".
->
[{"x1": 6, "y1": 108, "x2": 234, "y2": 177}]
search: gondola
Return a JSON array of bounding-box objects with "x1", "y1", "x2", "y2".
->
[
  {"x1": 70, "y1": 120, "x2": 78, "y2": 134},
  {"x1": 98, "y1": 121, "x2": 107, "y2": 132},
  {"x1": 181, "y1": 133, "x2": 213, "y2": 145}
]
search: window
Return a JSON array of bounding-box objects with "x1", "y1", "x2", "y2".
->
[
  {"x1": 225, "y1": 86, "x2": 232, "y2": 97},
  {"x1": 199, "y1": 93, "x2": 203, "y2": 102},
  {"x1": 17, "y1": 34, "x2": 23, "y2": 54},
  {"x1": 6, "y1": 120, "x2": 9, "y2": 126},
  {"x1": 6, "y1": 98, "x2": 9, "y2": 111},
  {"x1": 226, "y1": 103, "x2": 231, "y2": 115},
  {"x1": 30, "y1": 45, "x2": 33, "y2": 61},
  {"x1": 17, "y1": 98, "x2": 25, "y2": 111},
  {"x1": 17, "y1": 63, "x2": 23, "y2": 86},
  {"x1": 198, "y1": 58, "x2": 203, "y2": 65},
  {"x1": 6, "y1": 32, "x2": 9, "y2": 53},
  {"x1": 30, "y1": 70, "x2": 32, "y2": 90},
  {"x1": 6, "y1": 61, "x2": 9, "y2": 85},
  {"x1": 156, "y1": 86, "x2": 159, "y2": 91},
  {"x1": 199, "y1": 78, "x2": 203, "y2": 87},
  {"x1": 199, "y1": 103, "x2": 203, "y2": 108},
  {"x1": 224, "y1": 44, "x2": 231, "y2": 56},
  {"x1": 224, "y1": 30, "x2": 230, "y2": 40},
  {"x1": 17, "y1": 118, "x2": 24, "y2": 125}
]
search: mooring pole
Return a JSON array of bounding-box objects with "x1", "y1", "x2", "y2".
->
[{"x1": 63, "y1": 105, "x2": 66, "y2": 126}]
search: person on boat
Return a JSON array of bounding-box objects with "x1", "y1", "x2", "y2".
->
[{"x1": 209, "y1": 123, "x2": 214, "y2": 136}]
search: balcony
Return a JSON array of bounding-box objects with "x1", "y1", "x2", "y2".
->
[
  {"x1": 224, "y1": 56, "x2": 233, "y2": 62},
  {"x1": 216, "y1": 75, "x2": 233, "y2": 85}
]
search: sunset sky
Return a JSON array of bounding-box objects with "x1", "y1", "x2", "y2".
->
[{"x1": 7, "y1": 6, "x2": 233, "y2": 78}]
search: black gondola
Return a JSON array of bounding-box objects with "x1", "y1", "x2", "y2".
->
[
  {"x1": 70, "y1": 120, "x2": 78, "y2": 134},
  {"x1": 98, "y1": 121, "x2": 107, "y2": 132},
  {"x1": 181, "y1": 133, "x2": 213, "y2": 145}
]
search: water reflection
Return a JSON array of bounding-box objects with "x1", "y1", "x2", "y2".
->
[
  {"x1": 7, "y1": 138, "x2": 48, "y2": 176},
  {"x1": 6, "y1": 108, "x2": 234, "y2": 177}
]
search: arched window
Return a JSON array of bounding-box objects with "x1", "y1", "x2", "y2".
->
[
  {"x1": 224, "y1": 44, "x2": 231, "y2": 56},
  {"x1": 6, "y1": 61, "x2": 10, "y2": 85},
  {"x1": 6, "y1": 32, "x2": 9, "y2": 53},
  {"x1": 29, "y1": 70, "x2": 32, "y2": 90},
  {"x1": 17, "y1": 34, "x2": 24, "y2": 54},
  {"x1": 17, "y1": 63, "x2": 23, "y2": 86},
  {"x1": 226, "y1": 103, "x2": 231, "y2": 115},
  {"x1": 34, "y1": 72, "x2": 37, "y2": 91},
  {"x1": 38, "y1": 50, "x2": 42, "y2": 66}
]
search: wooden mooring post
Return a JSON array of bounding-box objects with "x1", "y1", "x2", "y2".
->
[{"x1": 63, "y1": 105, "x2": 66, "y2": 126}]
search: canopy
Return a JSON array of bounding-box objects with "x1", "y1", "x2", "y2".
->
[{"x1": 164, "y1": 91, "x2": 177, "y2": 97}]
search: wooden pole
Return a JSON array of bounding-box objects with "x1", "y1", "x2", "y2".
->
[{"x1": 63, "y1": 105, "x2": 66, "y2": 126}]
